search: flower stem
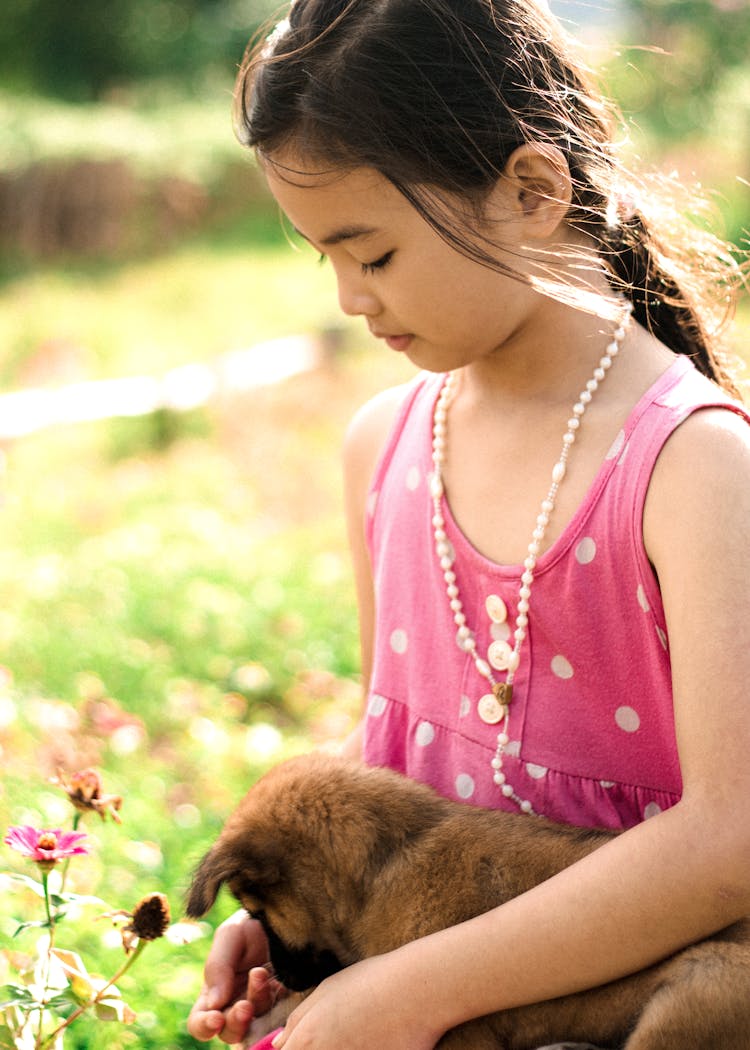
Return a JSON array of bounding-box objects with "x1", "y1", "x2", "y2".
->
[
  {"x1": 59, "y1": 812, "x2": 82, "y2": 895},
  {"x1": 35, "y1": 871, "x2": 56, "y2": 1050},
  {"x1": 40, "y1": 940, "x2": 147, "y2": 1050}
]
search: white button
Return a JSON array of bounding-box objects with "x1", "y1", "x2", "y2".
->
[
  {"x1": 485, "y1": 594, "x2": 507, "y2": 624},
  {"x1": 488, "y1": 639, "x2": 512, "y2": 671},
  {"x1": 477, "y1": 693, "x2": 504, "y2": 724}
]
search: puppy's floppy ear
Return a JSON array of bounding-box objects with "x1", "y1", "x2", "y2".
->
[
  {"x1": 185, "y1": 839, "x2": 282, "y2": 918},
  {"x1": 186, "y1": 845, "x2": 231, "y2": 918}
]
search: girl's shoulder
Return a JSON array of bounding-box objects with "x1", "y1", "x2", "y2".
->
[
  {"x1": 644, "y1": 386, "x2": 750, "y2": 566},
  {"x1": 343, "y1": 373, "x2": 429, "y2": 487}
]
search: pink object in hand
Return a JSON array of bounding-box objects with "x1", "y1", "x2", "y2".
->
[{"x1": 245, "y1": 1028, "x2": 283, "y2": 1050}]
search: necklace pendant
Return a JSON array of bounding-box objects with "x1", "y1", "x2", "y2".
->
[
  {"x1": 492, "y1": 681, "x2": 513, "y2": 706},
  {"x1": 477, "y1": 692, "x2": 506, "y2": 725}
]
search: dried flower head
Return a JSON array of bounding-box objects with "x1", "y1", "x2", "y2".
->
[
  {"x1": 4, "y1": 825, "x2": 89, "y2": 871},
  {"x1": 118, "y1": 893, "x2": 171, "y2": 953},
  {"x1": 54, "y1": 768, "x2": 123, "y2": 823}
]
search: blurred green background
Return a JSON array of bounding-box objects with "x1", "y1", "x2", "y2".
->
[{"x1": 0, "y1": 2, "x2": 748, "y2": 1049}]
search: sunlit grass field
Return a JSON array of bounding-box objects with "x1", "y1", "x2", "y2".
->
[
  {"x1": 0, "y1": 226, "x2": 747, "y2": 1050},
  {"x1": 0, "y1": 233, "x2": 417, "y2": 1050}
]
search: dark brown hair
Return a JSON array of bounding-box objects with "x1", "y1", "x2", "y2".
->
[{"x1": 235, "y1": 0, "x2": 745, "y2": 394}]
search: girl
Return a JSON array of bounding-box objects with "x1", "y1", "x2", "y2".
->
[{"x1": 188, "y1": 1, "x2": 750, "y2": 1047}]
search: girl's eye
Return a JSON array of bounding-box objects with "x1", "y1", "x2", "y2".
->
[{"x1": 361, "y1": 251, "x2": 394, "y2": 275}]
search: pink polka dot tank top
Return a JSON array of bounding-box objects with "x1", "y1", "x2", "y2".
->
[{"x1": 363, "y1": 358, "x2": 750, "y2": 830}]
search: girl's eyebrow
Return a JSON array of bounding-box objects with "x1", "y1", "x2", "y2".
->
[{"x1": 293, "y1": 224, "x2": 380, "y2": 247}]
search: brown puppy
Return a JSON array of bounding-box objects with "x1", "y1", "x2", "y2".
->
[{"x1": 187, "y1": 752, "x2": 750, "y2": 1049}]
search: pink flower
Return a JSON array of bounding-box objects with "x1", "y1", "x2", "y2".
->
[{"x1": 4, "y1": 825, "x2": 89, "y2": 870}]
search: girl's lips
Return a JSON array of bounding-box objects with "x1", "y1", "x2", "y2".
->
[{"x1": 381, "y1": 333, "x2": 414, "y2": 352}]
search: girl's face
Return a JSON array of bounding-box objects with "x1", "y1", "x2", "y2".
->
[{"x1": 263, "y1": 159, "x2": 540, "y2": 374}]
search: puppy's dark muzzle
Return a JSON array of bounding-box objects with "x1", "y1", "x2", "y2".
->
[{"x1": 253, "y1": 910, "x2": 344, "y2": 992}]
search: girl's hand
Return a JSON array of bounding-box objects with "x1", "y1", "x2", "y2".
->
[
  {"x1": 187, "y1": 910, "x2": 282, "y2": 1044},
  {"x1": 272, "y1": 953, "x2": 442, "y2": 1050}
]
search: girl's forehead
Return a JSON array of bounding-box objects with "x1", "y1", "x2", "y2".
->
[{"x1": 263, "y1": 158, "x2": 411, "y2": 238}]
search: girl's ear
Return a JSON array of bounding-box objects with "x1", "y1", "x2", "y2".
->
[{"x1": 500, "y1": 142, "x2": 573, "y2": 237}]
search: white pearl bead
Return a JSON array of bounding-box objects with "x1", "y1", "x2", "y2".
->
[
  {"x1": 447, "y1": 584, "x2": 458, "y2": 598},
  {"x1": 491, "y1": 757, "x2": 502, "y2": 770},
  {"x1": 440, "y1": 556, "x2": 452, "y2": 571},
  {"x1": 519, "y1": 584, "x2": 531, "y2": 599},
  {"x1": 454, "y1": 612, "x2": 466, "y2": 626},
  {"x1": 573, "y1": 402, "x2": 585, "y2": 416},
  {"x1": 580, "y1": 390, "x2": 592, "y2": 404},
  {"x1": 563, "y1": 433, "x2": 575, "y2": 446},
  {"x1": 494, "y1": 772, "x2": 506, "y2": 786},
  {"x1": 586, "y1": 378, "x2": 598, "y2": 393},
  {"x1": 497, "y1": 731, "x2": 509, "y2": 745},
  {"x1": 567, "y1": 417, "x2": 580, "y2": 430},
  {"x1": 502, "y1": 784, "x2": 514, "y2": 798},
  {"x1": 476, "y1": 658, "x2": 491, "y2": 677},
  {"x1": 507, "y1": 652, "x2": 520, "y2": 672},
  {"x1": 536, "y1": 512, "x2": 549, "y2": 528},
  {"x1": 521, "y1": 570, "x2": 533, "y2": 586},
  {"x1": 516, "y1": 613, "x2": 528, "y2": 627},
  {"x1": 594, "y1": 367, "x2": 605, "y2": 381},
  {"x1": 517, "y1": 598, "x2": 529, "y2": 614},
  {"x1": 552, "y1": 460, "x2": 566, "y2": 483},
  {"x1": 542, "y1": 499, "x2": 553, "y2": 513},
  {"x1": 520, "y1": 800, "x2": 533, "y2": 814},
  {"x1": 514, "y1": 627, "x2": 527, "y2": 642}
]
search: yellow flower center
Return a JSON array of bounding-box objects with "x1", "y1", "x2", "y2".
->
[{"x1": 37, "y1": 832, "x2": 58, "y2": 851}]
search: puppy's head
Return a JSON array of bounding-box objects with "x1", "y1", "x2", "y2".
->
[{"x1": 186, "y1": 752, "x2": 447, "y2": 987}]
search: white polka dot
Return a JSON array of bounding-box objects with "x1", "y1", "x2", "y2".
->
[
  {"x1": 600, "y1": 780, "x2": 615, "y2": 789},
  {"x1": 525, "y1": 763, "x2": 548, "y2": 780},
  {"x1": 415, "y1": 721, "x2": 435, "y2": 746},
  {"x1": 366, "y1": 490, "x2": 379, "y2": 517},
  {"x1": 656, "y1": 625, "x2": 668, "y2": 650},
  {"x1": 615, "y1": 705, "x2": 641, "y2": 733},
  {"x1": 405, "y1": 466, "x2": 421, "y2": 491},
  {"x1": 618, "y1": 441, "x2": 630, "y2": 467},
  {"x1": 490, "y1": 621, "x2": 511, "y2": 642},
  {"x1": 455, "y1": 773, "x2": 475, "y2": 799},
  {"x1": 551, "y1": 654, "x2": 574, "y2": 679},
  {"x1": 459, "y1": 695, "x2": 471, "y2": 718},
  {"x1": 505, "y1": 740, "x2": 521, "y2": 758},
  {"x1": 575, "y1": 537, "x2": 597, "y2": 565},
  {"x1": 390, "y1": 628, "x2": 408, "y2": 654},
  {"x1": 644, "y1": 802, "x2": 662, "y2": 820},
  {"x1": 367, "y1": 694, "x2": 387, "y2": 717},
  {"x1": 637, "y1": 584, "x2": 650, "y2": 613},
  {"x1": 605, "y1": 429, "x2": 626, "y2": 460}
]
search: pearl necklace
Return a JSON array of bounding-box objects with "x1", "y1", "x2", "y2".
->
[{"x1": 430, "y1": 304, "x2": 633, "y2": 814}]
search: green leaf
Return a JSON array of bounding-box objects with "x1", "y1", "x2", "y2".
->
[
  {"x1": 3, "y1": 873, "x2": 46, "y2": 898},
  {"x1": 12, "y1": 919, "x2": 50, "y2": 937},
  {"x1": 0, "y1": 985, "x2": 38, "y2": 1009},
  {"x1": 48, "y1": 891, "x2": 107, "y2": 909}
]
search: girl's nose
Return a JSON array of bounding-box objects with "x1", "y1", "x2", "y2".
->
[{"x1": 336, "y1": 268, "x2": 381, "y2": 318}]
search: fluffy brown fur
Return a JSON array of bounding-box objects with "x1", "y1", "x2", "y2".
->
[{"x1": 186, "y1": 753, "x2": 750, "y2": 1049}]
